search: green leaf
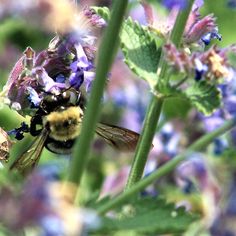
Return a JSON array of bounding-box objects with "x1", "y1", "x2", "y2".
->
[
  {"x1": 96, "y1": 197, "x2": 198, "y2": 234},
  {"x1": 91, "y1": 11, "x2": 161, "y2": 87},
  {"x1": 121, "y1": 18, "x2": 161, "y2": 87},
  {"x1": 163, "y1": 97, "x2": 191, "y2": 119},
  {"x1": 91, "y1": 6, "x2": 110, "y2": 21},
  {"x1": 183, "y1": 81, "x2": 222, "y2": 115}
]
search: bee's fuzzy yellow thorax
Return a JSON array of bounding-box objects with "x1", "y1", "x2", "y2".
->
[{"x1": 44, "y1": 106, "x2": 83, "y2": 141}]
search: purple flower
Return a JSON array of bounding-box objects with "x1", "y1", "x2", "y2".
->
[
  {"x1": 162, "y1": 0, "x2": 188, "y2": 10},
  {"x1": 200, "y1": 111, "x2": 225, "y2": 132},
  {"x1": 194, "y1": 58, "x2": 208, "y2": 81},
  {"x1": 83, "y1": 71, "x2": 95, "y2": 92},
  {"x1": 7, "y1": 122, "x2": 29, "y2": 140},
  {"x1": 201, "y1": 29, "x2": 222, "y2": 46},
  {"x1": 162, "y1": 0, "x2": 204, "y2": 10},
  {"x1": 27, "y1": 86, "x2": 42, "y2": 107},
  {"x1": 83, "y1": 6, "x2": 107, "y2": 28},
  {"x1": 213, "y1": 138, "x2": 228, "y2": 155},
  {"x1": 176, "y1": 154, "x2": 210, "y2": 194},
  {"x1": 74, "y1": 44, "x2": 92, "y2": 70},
  {"x1": 33, "y1": 68, "x2": 66, "y2": 93},
  {"x1": 69, "y1": 43, "x2": 95, "y2": 90},
  {"x1": 164, "y1": 44, "x2": 233, "y2": 82},
  {"x1": 4, "y1": 31, "x2": 96, "y2": 117},
  {"x1": 184, "y1": 14, "x2": 219, "y2": 44},
  {"x1": 69, "y1": 70, "x2": 84, "y2": 89}
]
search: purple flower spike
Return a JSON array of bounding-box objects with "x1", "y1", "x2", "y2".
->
[{"x1": 184, "y1": 14, "x2": 217, "y2": 44}]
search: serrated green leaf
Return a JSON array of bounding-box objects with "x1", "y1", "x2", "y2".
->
[
  {"x1": 121, "y1": 18, "x2": 161, "y2": 87},
  {"x1": 91, "y1": 11, "x2": 161, "y2": 87},
  {"x1": 96, "y1": 197, "x2": 198, "y2": 234},
  {"x1": 91, "y1": 6, "x2": 110, "y2": 21},
  {"x1": 183, "y1": 81, "x2": 222, "y2": 115}
]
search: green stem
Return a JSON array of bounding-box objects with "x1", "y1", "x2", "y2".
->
[
  {"x1": 67, "y1": 0, "x2": 128, "y2": 191},
  {"x1": 170, "y1": 1, "x2": 194, "y2": 48},
  {"x1": 173, "y1": 76, "x2": 188, "y2": 89},
  {"x1": 97, "y1": 117, "x2": 236, "y2": 214},
  {"x1": 125, "y1": 0, "x2": 194, "y2": 190},
  {"x1": 125, "y1": 96, "x2": 164, "y2": 189}
]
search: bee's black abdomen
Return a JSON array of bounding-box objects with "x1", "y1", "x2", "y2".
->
[{"x1": 45, "y1": 137, "x2": 75, "y2": 154}]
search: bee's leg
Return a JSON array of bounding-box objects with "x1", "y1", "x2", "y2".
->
[{"x1": 30, "y1": 115, "x2": 43, "y2": 136}]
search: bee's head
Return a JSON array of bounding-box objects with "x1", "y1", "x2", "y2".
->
[{"x1": 39, "y1": 88, "x2": 83, "y2": 114}]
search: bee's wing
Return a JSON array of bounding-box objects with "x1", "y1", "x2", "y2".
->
[
  {"x1": 95, "y1": 123, "x2": 140, "y2": 152},
  {"x1": 10, "y1": 129, "x2": 48, "y2": 175}
]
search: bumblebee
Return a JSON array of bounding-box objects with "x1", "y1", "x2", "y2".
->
[{"x1": 10, "y1": 88, "x2": 140, "y2": 174}]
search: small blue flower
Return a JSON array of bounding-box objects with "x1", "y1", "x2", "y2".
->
[
  {"x1": 213, "y1": 138, "x2": 228, "y2": 155},
  {"x1": 7, "y1": 122, "x2": 29, "y2": 140},
  {"x1": 201, "y1": 30, "x2": 222, "y2": 45},
  {"x1": 160, "y1": 123, "x2": 173, "y2": 143},
  {"x1": 194, "y1": 58, "x2": 208, "y2": 81}
]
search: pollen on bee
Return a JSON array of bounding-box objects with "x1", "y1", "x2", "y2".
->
[{"x1": 44, "y1": 106, "x2": 83, "y2": 141}]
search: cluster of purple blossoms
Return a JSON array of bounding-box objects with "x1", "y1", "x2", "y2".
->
[
  {"x1": 164, "y1": 44, "x2": 235, "y2": 82},
  {"x1": 2, "y1": 4, "x2": 107, "y2": 115},
  {"x1": 1, "y1": 5, "x2": 107, "y2": 140},
  {"x1": 5, "y1": 33, "x2": 95, "y2": 116},
  {"x1": 142, "y1": 0, "x2": 220, "y2": 46}
]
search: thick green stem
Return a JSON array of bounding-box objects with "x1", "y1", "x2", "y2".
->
[
  {"x1": 125, "y1": 96, "x2": 164, "y2": 189},
  {"x1": 97, "y1": 118, "x2": 236, "y2": 214},
  {"x1": 125, "y1": 0, "x2": 194, "y2": 190},
  {"x1": 67, "y1": 1, "x2": 128, "y2": 190}
]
